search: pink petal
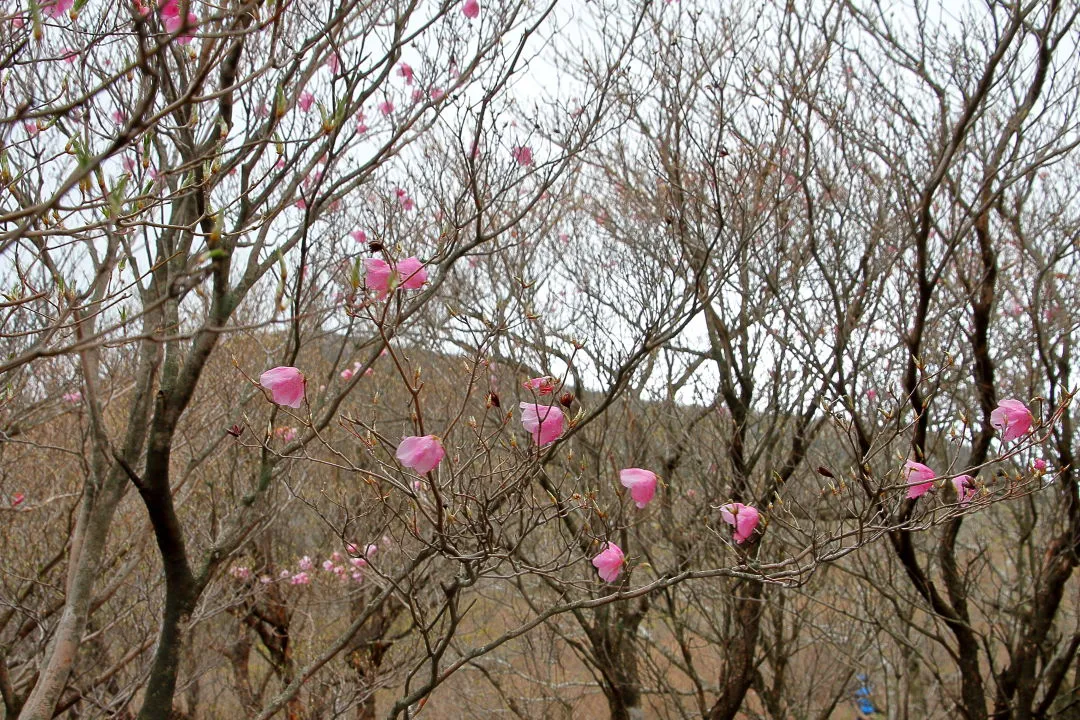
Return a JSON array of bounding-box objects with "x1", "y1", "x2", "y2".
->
[
  {"x1": 619, "y1": 468, "x2": 657, "y2": 509},
  {"x1": 259, "y1": 366, "x2": 305, "y2": 408},
  {"x1": 396, "y1": 435, "x2": 446, "y2": 474},
  {"x1": 591, "y1": 542, "x2": 624, "y2": 582}
]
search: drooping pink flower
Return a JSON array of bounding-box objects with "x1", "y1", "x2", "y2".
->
[
  {"x1": 398, "y1": 62, "x2": 414, "y2": 85},
  {"x1": 159, "y1": 0, "x2": 197, "y2": 44},
  {"x1": 511, "y1": 145, "x2": 534, "y2": 166},
  {"x1": 520, "y1": 402, "x2": 565, "y2": 445},
  {"x1": 952, "y1": 475, "x2": 977, "y2": 506},
  {"x1": 991, "y1": 398, "x2": 1033, "y2": 443},
  {"x1": 462, "y1": 0, "x2": 480, "y2": 18},
  {"x1": 592, "y1": 542, "x2": 624, "y2": 582},
  {"x1": 620, "y1": 468, "x2": 658, "y2": 509},
  {"x1": 396, "y1": 435, "x2": 446, "y2": 474},
  {"x1": 396, "y1": 257, "x2": 428, "y2": 289},
  {"x1": 364, "y1": 258, "x2": 393, "y2": 298},
  {"x1": 351, "y1": 229, "x2": 367, "y2": 243},
  {"x1": 44, "y1": 0, "x2": 74, "y2": 18},
  {"x1": 259, "y1": 366, "x2": 305, "y2": 408},
  {"x1": 326, "y1": 53, "x2": 341, "y2": 73},
  {"x1": 298, "y1": 91, "x2": 315, "y2": 112},
  {"x1": 522, "y1": 377, "x2": 556, "y2": 395},
  {"x1": 720, "y1": 502, "x2": 760, "y2": 544},
  {"x1": 379, "y1": 100, "x2": 395, "y2": 116},
  {"x1": 903, "y1": 460, "x2": 936, "y2": 499}
]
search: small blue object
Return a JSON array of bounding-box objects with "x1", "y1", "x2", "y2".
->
[{"x1": 857, "y1": 698, "x2": 876, "y2": 714}]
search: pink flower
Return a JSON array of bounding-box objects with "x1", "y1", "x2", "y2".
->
[
  {"x1": 364, "y1": 257, "x2": 427, "y2": 298},
  {"x1": 430, "y1": 87, "x2": 445, "y2": 101},
  {"x1": 903, "y1": 460, "x2": 936, "y2": 499},
  {"x1": 952, "y1": 475, "x2": 977, "y2": 506},
  {"x1": 520, "y1": 403, "x2": 565, "y2": 445},
  {"x1": 523, "y1": 376, "x2": 556, "y2": 395},
  {"x1": 340, "y1": 368, "x2": 354, "y2": 380},
  {"x1": 44, "y1": 0, "x2": 74, "y2": 18},
  {"x1": 321, "y1": 559, "x2": 335, "y2": 572},
  {"x1": 229, "y1": 566, "x2": 251, "y2": 580},
  {"x1": 398, "y1": 62, "x2": 414, "y2": 85},
  {"x1": 396, "y1": 257, "x2": 429, "y2": 289},
  {"x1": 62, "y1": 391, "x2": 82, "y2": 404},
  {"x1": 991, "y1": 398, "x2": 1033, "y2": 443},
  {"x1": 259, "y1": 366, "x2": 305, "y2": 408},
  {"x1": 462, "y1": 0, "x2": 480, "y2": 18},
  {"x1": 379, "y1": 100, "x2": 394, "y2": 116},
  {"x1": 274, "y1": 426, "x2": 298, "y2": 443},
  {"x1": 720, "y1": 502, "x2": 760, "y2": 544},
  {"x1": 351, "y1": 229, "x2": 367, "y2": 243},
  {"x1": 298, "y1": 555, "x2": 314, "y2": 571},
  {"x1": 159, "y1": 0, "x2": 197, "y2": 44},
  {"x1": 511, "y1": 145, "x2": 534, "y2": 166},
  {"x1": 591, "y1": 542, "x2": 624, "y2": 582},
  {"x1": 396, "y1": 435, "x2": 446, "y2": 474},
  {"x1": 299, "y1": 92, "x2": 315, "y2": 112},
  {"x1": 326, "y1": 53, "x2": 341, "y2": 73},
  {"x1": 11, "y1": 493, "x2": 25, "y2": 508},
  {"x1": 290, "y1": 572, "x2": 311, "y2": 585},
  {"x1": 364, "y1": 258, "x2": 393, "y2": 298},
  {"x1": 1034, "y1": 458, "x2": 1048, "y2": 472},
  {"x1": 619, "y1": 468, "x2": 658, "y2": 509}
]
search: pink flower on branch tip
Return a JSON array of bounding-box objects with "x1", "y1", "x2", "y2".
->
[
  {"x1": 363, "y1": 257, "x2": 428, "y2": 299},
  {"x1": 592, "y1": 542, "x2": 624, "y2": 582},
  {"x1": 45, "y1": 0, "x2": 74, "y2": 18},
  {"x1": 398, "y1": 62, "x2": 414, "y2": 85},
  {"x1": 396, "y1": 257, "x2": 428, "y2": 289},
  {"x1": 299, "y1": 92, "x2": 315, "y2": 112},
  {"x1": 520, "y1": 402, "x2": 565, "y2": 446},
  {"x1": 720, "y1": 502, "x2": 760, "y2": 544},
  {"x1": 396, "y1": 435, "x2": 446, "y2": 474},
  {"x1": 511, "y1": 145, "x2": 534, "y2": 166},
  {"x1": 462, "y1": 0, "x2": 480, "y2": 18},
  {"x1": 903, "y1": 460, "x2": 935, "y2": 499},
  {"x1": 1034, "y1": 458, "x2": 1048, "y2": 472},
  {"x1": 351, "y1": 229, "x2": 367, "y2": 243},
  {"x1": 620, "y1": 468, "x2": 658, "y2": 509},
  {"x1": 379, "y1": 100, "x2": 394, "y2": 116},
  {"x1": 63, "y1": 391, "x2": 82, "y2": 404},
  {"x1": 260, "y1": 366, "x2": 305, "y2": 408},
  {"x1": 290, "y1": 572, "x2": 310, "y2": 585},
  {"x1": 991, "y1": 399, "x2": 1033, "y2": 443},
  {"x1": 952, "y1": 475, "x2": 976, "y2": 506},
  {"x1": 159, "y1": 0, "x2": 197, "y2": 44}
]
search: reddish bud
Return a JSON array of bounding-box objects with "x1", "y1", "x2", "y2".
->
[
  {"x1": 486, "y1": 392, "x2": 500, "y2": 408},
  {"x1": 559, "y1": 392, "x2": 575, "y2": 408}
]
